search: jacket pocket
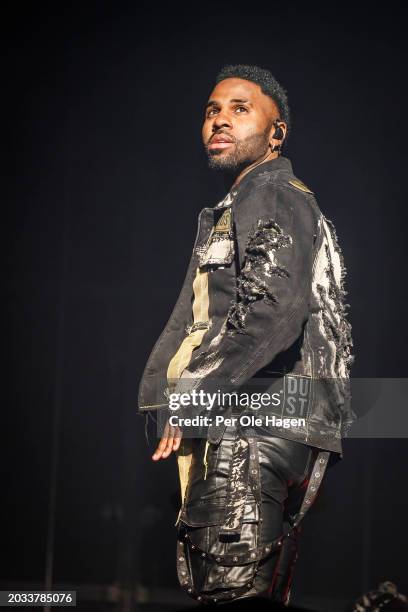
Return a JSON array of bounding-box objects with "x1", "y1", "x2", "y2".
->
[{"x1": 196, "y1": 208, "x2": 235, "y2": 267}]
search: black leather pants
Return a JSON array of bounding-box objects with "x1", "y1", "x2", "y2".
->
[{"x1": 176, "y1": 423, "x2": 325, "y2": 605}]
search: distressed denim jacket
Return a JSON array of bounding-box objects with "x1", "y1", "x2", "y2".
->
[{"x1": 138, "y1": 156, "x2": 355, "y2": 464}]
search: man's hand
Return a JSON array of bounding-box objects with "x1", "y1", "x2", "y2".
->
[{"x1": 152, "y1": 419, "x2": 183, "y2": 460}]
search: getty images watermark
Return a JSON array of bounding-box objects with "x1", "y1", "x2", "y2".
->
[
  {"x1": 167, "y1": 389, "x2": 306, "y2": 430},
  {"x1": 150, "y1": 377, "x2": 408, "y2": 440}
]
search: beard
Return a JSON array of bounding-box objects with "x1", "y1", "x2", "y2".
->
[{"x1": 204, "y1": 126, "x2": 271, "y2": 173}]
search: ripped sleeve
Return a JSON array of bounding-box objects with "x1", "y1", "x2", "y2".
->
[
  {"x1": 227, "y1": 217, "x2": 293, "y2": 333},
  {"x1": 175, "y1": 182, "x2": 318, "y2": 400}
]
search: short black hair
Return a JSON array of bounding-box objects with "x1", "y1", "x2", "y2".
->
[{"x1": 215, "y1": 64, "x2": 291, "y2": 138}]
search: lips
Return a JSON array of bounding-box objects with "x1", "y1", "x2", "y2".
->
[
  {"x1": 210, "y1": 133, "x2": 234, "y2": 143},
  {"x1": 208, "y1": 133, "x2": 235, "y2": 150}
]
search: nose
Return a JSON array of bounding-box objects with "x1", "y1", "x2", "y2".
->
[{"x1": 211, "y1": 110, "x2": 232, "y2": 132}]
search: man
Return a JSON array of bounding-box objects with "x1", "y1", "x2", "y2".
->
[{"x1": 138, "y1": 64, "x2": 354, "y2": 604}]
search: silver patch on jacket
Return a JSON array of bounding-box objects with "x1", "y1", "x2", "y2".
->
[
  {"x1": 312, "y1": 215, "x2": 354, "y2": 379},
  {"x1": 196, "y1": 208, "x2": 235, "y2": 267},
  {"x1": 311, "y1": 215, "x2": 355, "y2": 429},
  {"x1": 227, "y1": 218, "x2": 292, "y2": 333}
]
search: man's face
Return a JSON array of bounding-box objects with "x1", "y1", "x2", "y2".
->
[{"x1": 202, "y1": 77, "x2": 280, "y2": 172}]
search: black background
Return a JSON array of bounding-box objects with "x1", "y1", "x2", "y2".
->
[{"x1": 4, "y1": 1, "x2": 408, "y2": 609}]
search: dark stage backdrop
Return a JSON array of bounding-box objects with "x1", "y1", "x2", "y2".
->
[{"x1": 4, "y1": 2, "x2": 408, "y2": 610}]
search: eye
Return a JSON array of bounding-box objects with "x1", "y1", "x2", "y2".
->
[{"x1": 205, "y1": 105, "x2": 249, "y2": 118}]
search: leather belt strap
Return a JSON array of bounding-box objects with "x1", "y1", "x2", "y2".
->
[
  {"x1": 247, "y1": 436, "x2": 262, "y2": 508},
  {"x1": 292, "y1": 449, "x2": 330, "y2": 527}
]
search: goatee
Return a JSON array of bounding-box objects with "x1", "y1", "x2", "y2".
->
[{"x1": 205, "y1": 128, "x2": 270, "y2": 172}]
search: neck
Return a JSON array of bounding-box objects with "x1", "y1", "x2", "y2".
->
[{"x1": 230, "y1": 150, "x2": 280, "y2": 190}]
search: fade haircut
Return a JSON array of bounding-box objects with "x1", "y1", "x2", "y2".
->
[{"x1": 215, "y1": 64, "x2": 291, "y2": 139}]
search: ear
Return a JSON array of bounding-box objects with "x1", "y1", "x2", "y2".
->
[
  {"x1": 269, "y1": 120, "x2": 287, "y2": 147},
  {"x1": 277, "y1": 121, "x2": 287, "y2": 142}
]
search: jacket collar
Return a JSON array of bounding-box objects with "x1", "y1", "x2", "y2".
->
[{"x1": 231, "y1": 155, "x2": 293, "y2": 195}]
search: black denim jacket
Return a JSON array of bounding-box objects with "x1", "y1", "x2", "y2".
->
[{"x1": 138, "y1": 156, "x2": 355, "y2": 456}]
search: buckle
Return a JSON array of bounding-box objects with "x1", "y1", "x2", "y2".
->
[{"x1": 187, "y1": 321, "x2": 210, "y2": 334}]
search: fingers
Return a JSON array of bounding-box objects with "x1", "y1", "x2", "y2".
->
[
  {"x1": 151, "y1": 433, "x2": 171, "y2": 461},
  {"x1": 151, "y1": 429, "x2": 179, "y2": 460},
  {"x1": 152, "y1": 424, "x2": 182, "y2": 460},
  {"x1": 172, "y1": 431, "x2": 181, "y2": 452}
]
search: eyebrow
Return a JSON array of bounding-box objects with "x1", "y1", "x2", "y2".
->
[{"x1": 205, "y1": 98, "x2": 253, "y2": 110}]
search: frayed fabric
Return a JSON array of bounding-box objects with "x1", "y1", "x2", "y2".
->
[
  {"x1": 312, "y1": 215, "x2": 355, "y2": 432},
  {"x1": 227, "y1": 219, "x2": 292, "y2": 334}
]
